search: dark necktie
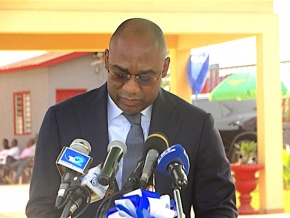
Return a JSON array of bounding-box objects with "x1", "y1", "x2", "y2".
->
[{"x1": 122, "y1": 113, "x2": 144, "y2": 186}]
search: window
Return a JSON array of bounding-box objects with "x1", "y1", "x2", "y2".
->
[{"x1": 13, "y1": 91, "x2": 32, "y2": 135}]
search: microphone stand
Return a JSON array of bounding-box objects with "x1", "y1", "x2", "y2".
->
[
  {"x1": 59, "y1": 180, "x2": 91, "y2": 218},
  {"x1": 173, "y1": 186, "x2": 185, "y2": 218},
  {"x1": 97, "y1": 179, "x2": 118, "y2": 218},
  {"x1": 147, "y1": 173, "x2": 155, "y2": 192}
]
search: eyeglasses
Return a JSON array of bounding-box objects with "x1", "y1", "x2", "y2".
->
[{"x1": 108, "y1": 65, "x2": 163, "y2": 86}]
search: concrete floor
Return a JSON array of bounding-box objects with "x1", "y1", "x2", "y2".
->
[
  {"x1": 0, "y1": 184, "x2": 289, "y2": 218},
  {"x1": 0, "y1": 185, "x2": 27, "y2": 218}
]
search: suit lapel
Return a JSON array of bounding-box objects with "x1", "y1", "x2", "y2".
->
[
  {"x1": 149, "y1": 89, "x2": 183, "y2": 145},
  {"x1": 149, "y1": 89, "x2": 186, "y2": 192},
  {"x1": 76, "y1": 84, "x2": 109, "y2": 166}
]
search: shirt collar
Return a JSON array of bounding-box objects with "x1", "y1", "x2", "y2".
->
[
  {"x1": 108, "y1": 94, "x2": 123, "y2": 122},
  {"x1": 107, "y1": 94, "x2": 152, "y2": 121}
]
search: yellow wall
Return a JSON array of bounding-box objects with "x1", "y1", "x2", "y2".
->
[{"x1": 0, "y1": 0, "x2": 284, "y2": 213}]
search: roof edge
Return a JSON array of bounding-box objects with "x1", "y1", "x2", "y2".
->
[{"x1": 0, "y1": 52, "x2": 91, "y2": 74}]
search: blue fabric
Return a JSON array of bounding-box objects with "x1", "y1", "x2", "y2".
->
[{"x1": 186, "y1": 52, "x2": 210, "y2": 95}]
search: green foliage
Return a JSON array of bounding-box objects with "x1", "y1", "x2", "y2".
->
[{"x1": 235, "y1": 141, "x2": 257, "y2": 164}]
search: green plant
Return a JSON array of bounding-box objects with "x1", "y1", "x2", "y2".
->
[{"x1": 235, "y1": 140, "x2": 257, "y2": 164}]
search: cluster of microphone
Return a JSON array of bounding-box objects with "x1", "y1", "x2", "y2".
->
[{"x1": 54, "y1": 133, "x2": 190, "y2": 218}]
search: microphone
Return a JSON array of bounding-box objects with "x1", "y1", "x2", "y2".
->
[
  {"x1": 81, "y1": 164, "x2": 109, "y2": 203},
  {"x1": 122, "y1": 157, "x2": 144, "y2": 191},
  {"x1": 60, "y1": 164, "x2": 110, "y2": 218},
  {"x1": 55, "y1": 139, "x2": 93, "y2": 208},
  {"x1": 97, "y1": 158, "x2": 145, "y2": 218},
  {"x1": 96, "y1": 179, "x2": 119, "y2": 218},
  {"x1": 157, "y1": 144, "x2": 190, "y2": 188},
  {"x1": 98, "y1": 140, "x2": 127, "y2": 186},
  {"x1": 139, "y1": 133, "x2": 169, "y2": 189}
]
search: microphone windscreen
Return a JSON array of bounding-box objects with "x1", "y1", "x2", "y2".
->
[
  {"x1": 70, "y1": 139, "x2": 91, "y2": 155},
  {"x1": 157, "y1": 144, "x2": 190, "y2": 179},
  {"x1": 144, "y1": 132, "x2": 169, "y2": 154},
  {"x1": 56, "y1": 139, "x2": 93, "y2": 176},
  {"x1": 107, "y1": 140, "x2": 127, "y2": 155}
]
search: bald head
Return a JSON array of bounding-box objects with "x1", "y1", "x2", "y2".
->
[
  {"x1": 105, "y1": 18, "x2": 170, "y2": 114},
  {"x1": 110, "y1": 18, "x2": 168, "y2": 58}
]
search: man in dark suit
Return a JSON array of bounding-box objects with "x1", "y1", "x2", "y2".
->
[{"x1": 26, "y1": 18, "x2": 237, "y2": 217}]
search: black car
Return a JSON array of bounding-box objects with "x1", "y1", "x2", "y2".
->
[{"x1": 192, "y1": 94, "x2": 290, "y2": 163}]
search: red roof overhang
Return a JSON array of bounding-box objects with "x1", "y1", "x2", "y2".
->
[{"x1": 0, "y1": 52, "x2": 90, "y2": 74}]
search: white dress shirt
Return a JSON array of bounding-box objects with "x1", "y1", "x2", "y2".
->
[
  {"x1": 6, "y1": 146, "x2": 20, "y2": 158},
  {"x1": 107, "y1": 94, "x2": 152, "y2": 189}
]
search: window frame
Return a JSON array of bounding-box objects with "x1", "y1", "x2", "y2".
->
[{"x1": 13, "y1": 91, "x2": 32, "y2": 135}]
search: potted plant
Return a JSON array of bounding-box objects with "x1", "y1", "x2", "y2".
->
[{"x1": 230, "y1": 140, "x2": 264, "y2": 215}]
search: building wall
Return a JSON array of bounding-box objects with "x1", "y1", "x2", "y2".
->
[
  {"x1": 0, "y1": 68, "x2": 48, "y2": 148},
  {"x1": 0, "y1": 53, "x2": 107, "y2": 148},
  {"x1": 47, "y1": 53, "x2": 107, "y2": 106}
]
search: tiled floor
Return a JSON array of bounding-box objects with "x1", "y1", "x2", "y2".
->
[{"x1": 0, "y1": 184, "x2": 289, "y2": 218}]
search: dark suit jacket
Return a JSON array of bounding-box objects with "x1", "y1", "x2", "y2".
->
[{"x1": 26, "y1": 83, "x2": 237, "y2": 218}]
